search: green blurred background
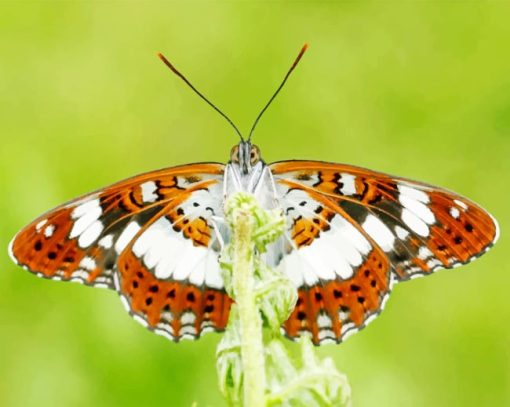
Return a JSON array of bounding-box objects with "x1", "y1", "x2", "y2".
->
[{"x1": 1, "y1": 2, "x2": 509, "y2": 406}]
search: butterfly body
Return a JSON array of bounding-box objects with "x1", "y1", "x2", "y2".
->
[{"x1": 8, "y1": 139, "x2": 499, "y2": 345}]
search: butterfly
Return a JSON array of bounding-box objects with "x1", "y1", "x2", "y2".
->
[{"x1": 8, "y1": 45, "x2": 499, "y2": 345}]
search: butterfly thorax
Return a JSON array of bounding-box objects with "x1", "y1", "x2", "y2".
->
[
  {"x1": 225, "y1": 141, "x2": 278, "y2": 211},
  {"x1": 227, "y1": 141, "x2": 264, "y2": 193}
]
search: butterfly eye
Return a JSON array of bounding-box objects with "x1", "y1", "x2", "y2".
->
[
  {"x1": 230, "y1": 145, "x2": 240, "y2": 163},
  {"x1": 250, "y1": 145, "x2": 261, "y2": 165}
]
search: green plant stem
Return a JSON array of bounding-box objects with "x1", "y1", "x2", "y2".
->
[
  {"x1": 219, "y1": 193, "x2": 350, "y2": 407},
  {"x1": 232, "y1": 209, "x2": 266, "y2": 407}
]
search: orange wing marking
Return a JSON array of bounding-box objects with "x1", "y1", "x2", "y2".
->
[
  {"x1": 397, "y1": 192, "x2": 499, "y2": 279},
  {"x1": 9, "y1": 206, "x2": 111, "y2": 286},
  {"x1": 283, "y1": 246, "x2": 391, "y2": 344},
  {"x1": 100, "y1": 178, "x2": 219, "y2": 248},
  {"x1": 290, "y1": 206, "x2": 335, "y2": 248},
  {"x1": 117, "y1": 248, "x2": 232, "y2": 340}
]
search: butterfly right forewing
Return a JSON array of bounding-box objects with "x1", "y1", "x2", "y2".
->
[{"x1": 271, "y1": 161, "x2": 499, "y2": 281}]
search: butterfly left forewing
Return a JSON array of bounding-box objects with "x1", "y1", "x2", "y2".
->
[
  {"x1": 10, "y1": 199, "x2": 117, "y2": 288},
  {"x1": 9, "y1": 163, "x2": 225, "y2": 289}
]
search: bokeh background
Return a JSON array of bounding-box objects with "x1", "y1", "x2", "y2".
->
[{"x1": 1, "y1": 2, "x2": 509, "y2": 406}]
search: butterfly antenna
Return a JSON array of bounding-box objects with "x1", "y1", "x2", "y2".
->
[
  {"x1": 247, "y1": 43, "x2": 309, "y2": 142},
  {"x1": 157, "y1": 52, "x2": 244, "y2": 142}
]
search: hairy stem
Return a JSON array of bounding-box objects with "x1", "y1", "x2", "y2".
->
[
  {"x1": 217, "y1": 193, "x2": 351, "y2": 407},
  {"x1": 232, "y1": 209, "x2": 266, "y2": 407}
]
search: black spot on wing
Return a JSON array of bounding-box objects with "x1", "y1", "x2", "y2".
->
[{"x1": 338, "y1": 201, "x2": 369, "y2": 225}]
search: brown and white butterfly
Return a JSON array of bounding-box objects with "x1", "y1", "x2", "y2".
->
[{"x1": 8, "y1": 45, "x2": 499, "y2": 345}]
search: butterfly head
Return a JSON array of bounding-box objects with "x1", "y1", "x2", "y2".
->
[{"x1": 230, "y1": 141, "x2": 262, "y2": 175}]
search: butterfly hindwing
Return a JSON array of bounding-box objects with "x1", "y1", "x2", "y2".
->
[
  {"x1": 116, "y1": 244, "x2": 232, "y2": 341},
  {"x1": 274, "y1": 187, "x2": 392, "y2": 344},
  {"x1": 114, "y1": 194, "x2": 233, "y2": 341}
]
